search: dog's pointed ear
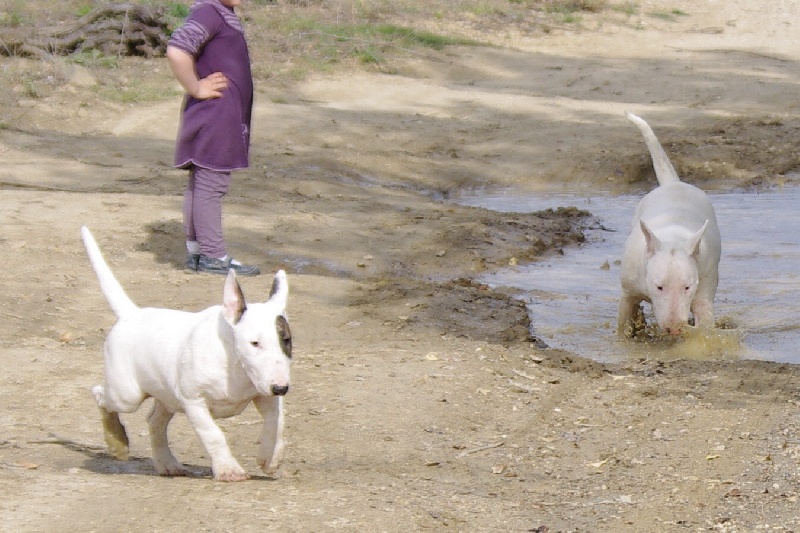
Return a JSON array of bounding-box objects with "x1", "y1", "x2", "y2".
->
[
  {"x1": 640, "y1": 220, "x2": 660, "y2": 256},
  {"x1": 276, "y1": 315, "x2": 292, "y2": 358},
  {"x1": 223, "y1": 269, "x2": 247, "y2": 325},
  {"x1": 268, "y1": 270, "x2": 289, "y2": 311},
  {"x1": 687, "y1": 220, "x2": 708, "y2": 257}
]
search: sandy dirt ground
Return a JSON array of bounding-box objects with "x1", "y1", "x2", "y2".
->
[{"x1": 3, "y1": 1, "x2": 800, "y2": 531}]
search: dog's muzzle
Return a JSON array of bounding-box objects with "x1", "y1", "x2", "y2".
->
[{"x1": 271, "y1": 384, "x2": 289, "y2": 396}]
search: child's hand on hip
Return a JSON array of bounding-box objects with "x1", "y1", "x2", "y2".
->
[{"x1": 195, "y1": 72, "x2": 228, "y2": 99}]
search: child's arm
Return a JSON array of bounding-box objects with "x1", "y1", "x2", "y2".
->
[{"x1": 166, "y1": 45, "x2": 228, "y2": 100}]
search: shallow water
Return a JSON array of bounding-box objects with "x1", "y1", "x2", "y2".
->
[{"x1": 458, "y1": 186, "x2": 800, "y2": 363}]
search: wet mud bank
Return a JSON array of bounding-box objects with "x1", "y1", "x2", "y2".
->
[{"x1": 350, "y1": 205, "x2": 593, "y2": 345}]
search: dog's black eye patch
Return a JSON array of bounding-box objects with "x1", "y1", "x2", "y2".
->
[{"x1": 276, "y1": 316, "x2": 292, "y2": 358}]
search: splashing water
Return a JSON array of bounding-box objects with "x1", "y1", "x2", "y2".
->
[{"x1": 458, "y1": 186, "x2": 800, "y2": 363}]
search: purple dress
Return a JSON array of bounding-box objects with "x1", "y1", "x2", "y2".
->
[{"x1": 169, "y1": 2, "x2": 253, "y2": 171}]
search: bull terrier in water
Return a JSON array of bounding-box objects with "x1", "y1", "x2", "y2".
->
[
  {"x1": 81, "y1": 226, "x2": 292, "y2": 481},
  {"x1": 618, "y1": 112, "x2": 721, "y2": 337}
]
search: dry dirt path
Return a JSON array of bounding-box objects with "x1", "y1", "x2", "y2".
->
[{"x1": 2, "y1": 1, "x2": 800, "y2": 531}]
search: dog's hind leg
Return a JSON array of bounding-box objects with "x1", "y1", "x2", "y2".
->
[
  {"x1": 93, "y1": 385, "x2": 129, "y2": 460},
  {"x1": 254, "y1": 395, "x2": 285, "y2": 476},
  {"x1": 148, "y1": 400, "x2": 189, "y2": 477}
]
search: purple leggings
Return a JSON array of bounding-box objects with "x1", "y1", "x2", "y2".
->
[{"x1": 183, "y1": 166, "x2": 231, "y2": 258}]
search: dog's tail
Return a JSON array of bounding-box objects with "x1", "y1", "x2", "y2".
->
[
  {"x1": 625, "y1": 111, "x2": 680, "y2": 186},
  {"x1": 81, "y1": 226, "x2": 138, "y2": 319}
]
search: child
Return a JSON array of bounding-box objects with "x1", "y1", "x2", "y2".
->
[{"x1": 167, "y1": 0, "x2": 260, "y2": 276}]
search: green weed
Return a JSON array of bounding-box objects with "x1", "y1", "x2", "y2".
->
[
  {"x1": 611, "y1": 2, "x2": 638, "y2": 16},
  {"x1": 1, "y1": 0, "x2": 28, "y2": 26},
  {"x1": 648, "y1": 8, "x2": 688, "y2": 21},
  {"x1": 166, "y1": 2, "x2": 190, "y2": 18},
  {"x1": 75, "y1": 4, "x2": 94, "y2": 17},
  {"x1": 69, "y1": 49, "x2": 119, "y2": 69}
]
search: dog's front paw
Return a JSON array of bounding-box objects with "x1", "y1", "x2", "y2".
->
[
  {"x1": 257, "y1": 439, "x2": 285, "y2": 473},
  {"x1": 261, "y1": 466, "x2": 283, "y2": 480},
  {"x1": 213, "y1": 463, "x2": 250, "y2": 482},
  {"x1": 214, "y1": 470, "x2": 250, "y2": 482},
  {"x1": 257, "y1": 454, "x2": 282, "y2": 476},
  {"x1": 258, "y1": 460, "x2": 284, "y2": 480}
]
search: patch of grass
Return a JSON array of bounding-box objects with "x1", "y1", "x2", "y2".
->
[
  {"x1": 355, "y1": 46, "x2": 383, "y2": 64},
  {"x1": 1, "y1": 0, "x2": 621, "y2": 96},
  {"x1": 372, "y1": 23, "x2": 480, "y2": 48},
  {"x1": 95, "y1": 86, "x2": 152, "y2": 104},
  {"x1": 75, "y1": 4, "x2": 95, "y2": 17},
  {"x1": 276, "y1": 15, "x2": 476, "y2": 49},
  {"x1": 69, "y1": 49, "x2": 119, "y2": 69},
  {"x1": 21, "y1": 80, "x2": 39, "y2": 98},
  {"x1": 1, "y1": 0, "x2": 28, "y2": 26},
  {"x1": 545, "y1": 0, "x2": 608, "y2": 13},
  {"x1": 557, "y1": 11, "x2": 581, "y2": 23},
  {"x1": 259, "y1": 12, "x2": 482, "y2": 72},
  {"x1": 166, "y1": 2, "x2": 190, "y2": 19},
  {"x1": 95, "y1": 73, "x2": 182, "y2": 104},
  {"x1": 610, "y1": 2, "x2": 638, "y2": 16},
  {"x1": 465, "y1": 3, "x2": 502, "y2": 17},
  {"x1": 648, "y1": 8, "x2": 689, "y2": 21},
  {"x1": 162, "y1": 2, "x2": 192, "y2": 35},
  {"x1": 236, "y1": 0, "x2": 623, "y2": 81},
  {"x1": 542, "y1": 0, "x2": 608, "y2": 23}
]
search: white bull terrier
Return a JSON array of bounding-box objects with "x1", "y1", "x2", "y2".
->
[
  {"x1": 81, "y1": 226, "x2": 292, "y2": 481},
  {"x1": 618, "y1": 113, "x2": 721, "y2": 337}
]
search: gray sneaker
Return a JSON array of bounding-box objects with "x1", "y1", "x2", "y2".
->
[
  {"x1": 185, "y1": 253, "x2": 200, "y2": 272},
  {"x1": 197, "y1": 255, "x2": 261, "y2": 277}
]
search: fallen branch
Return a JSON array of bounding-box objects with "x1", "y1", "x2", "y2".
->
[{"x1": 0, "y1": 3, "x2": 171, "y2": 59}]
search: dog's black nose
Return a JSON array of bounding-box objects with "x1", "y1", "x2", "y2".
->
[{"x1": 271, "y1": 384, "x2": 289, "y2": 396}]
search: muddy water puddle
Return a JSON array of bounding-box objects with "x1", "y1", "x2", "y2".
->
[{"x1": 459, "y1": 186, "x2": 800, "y2": 363}]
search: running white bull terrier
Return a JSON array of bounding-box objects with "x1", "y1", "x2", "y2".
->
[
  {"x1": 618, "y1": 113, "x2": 721, "y2": 337},
  {"x1": 81, "y1": 226, "x2": 292, "y2": 481}
]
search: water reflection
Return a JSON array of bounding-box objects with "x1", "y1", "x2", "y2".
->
[{"x1": 458, "y1": 187, "x2": 800, "y2": 364}]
